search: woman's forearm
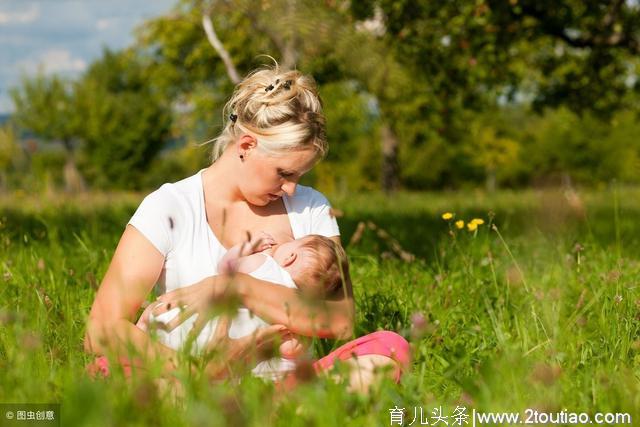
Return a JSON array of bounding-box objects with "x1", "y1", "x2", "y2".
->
[{"x1": 234, "y1": 273, "x2": 355, "y2": 339}]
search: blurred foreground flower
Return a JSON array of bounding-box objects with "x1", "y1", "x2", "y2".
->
[
  {"x1": 441, "y1": 212, "x2": 454, "y2": 220},
  {"x1": 455, "y1": 220, "x2": 465, "y2": 229}
]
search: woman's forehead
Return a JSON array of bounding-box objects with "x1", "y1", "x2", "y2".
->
[{"x1": 265, "y1": 148, "x2": 318, "y2": 170}]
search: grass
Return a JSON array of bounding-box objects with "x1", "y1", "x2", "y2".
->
[{"x1": 1, "y1": 187, "x2": 639, "y2": 426}]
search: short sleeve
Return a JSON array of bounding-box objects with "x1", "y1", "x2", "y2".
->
[
  {"x1": 308, "y1": 191, "x2": 340, "y2": 237},
  {"x1": 284, "y1": 185, "x2": 340, "y2": 239},
  {"x1": 128, "y1": 184, "x2": 180, "y2": 256}
]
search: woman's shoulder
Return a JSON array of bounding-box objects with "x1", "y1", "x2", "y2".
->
[
  {"x1": 285, "y1": 185, "x2": 340, "y2": 238},
  {"x1": 143, "y1": 170, "x2": 203, "y2": 205},
  {"x1": 287, "y1": 184, "x2": 331, "y2": 207},
  {"x1": 133, "y1": 170, "x2": 205, "y2": 227}
]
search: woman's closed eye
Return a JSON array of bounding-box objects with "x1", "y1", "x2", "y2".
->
[{"x1": 278, "y1": 169, "x2": 295, "y2": 179}]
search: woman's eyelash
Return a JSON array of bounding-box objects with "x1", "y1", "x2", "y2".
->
[{"x1": 278, "y1": 170, "x2": 294, "y2": 178}]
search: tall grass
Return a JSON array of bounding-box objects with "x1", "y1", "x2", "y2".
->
[{"x1": 1, "y1": 187, "x2": 639, "y2": 426}]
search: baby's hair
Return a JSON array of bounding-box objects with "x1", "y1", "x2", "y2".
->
[
  {"x1": 296, "y1": 235, "x2": 349, "y2": 297},
  {"x1": 211, "y1": 64, "x2": 327, "y2": 162}
]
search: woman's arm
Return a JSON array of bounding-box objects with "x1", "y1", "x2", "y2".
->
[
  {"x1": 84, "y1": 225, "x2": 181, "y2": 374},
  {"x1": 235, "y1": 274, "x2": 354, "y2": 339}
]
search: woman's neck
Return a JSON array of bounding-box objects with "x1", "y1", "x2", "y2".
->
[{"x1": 202, "y1": 152, "x2": 244, "y2": 203}]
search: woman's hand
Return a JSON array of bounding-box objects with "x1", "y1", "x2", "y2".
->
[
  {"x1": 202, "y1": 316, "x2": 290, "y2": 379},
  {"x1": 144, "y1": 275, "x2": 239, "y2": 336}
]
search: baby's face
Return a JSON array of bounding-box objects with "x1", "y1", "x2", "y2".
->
[{"x1": 271, "y1": 237, "x2": 310, "y2": 267}]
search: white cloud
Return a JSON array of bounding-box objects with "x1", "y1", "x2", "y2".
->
[
  {"x1": 18, "y1": 49, "x2": 87, "y2": 75},
  {"x1": 41, "y1": 49, "x2": 87, "y2": 73},
  {"x1": 96, "y1": 18, "x2": 113, "y2": 31},
  {"x1": 0, "y1": 4, "x2": 39, "y2": 25}
]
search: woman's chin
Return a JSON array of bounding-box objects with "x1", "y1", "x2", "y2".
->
[{"x1": 248, "y1": 195, "x2": 271, "y2": 206}]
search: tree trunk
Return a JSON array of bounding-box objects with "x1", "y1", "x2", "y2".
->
[
  {"x1": 62, "y1": 142, "x2": 86, "y2": 193},
  {"x1": 381, "y1": 122, "x2": 399, "y2": 193},
  {"x1": 486, "y1": 168, "x2": 496, "y2": 193}
]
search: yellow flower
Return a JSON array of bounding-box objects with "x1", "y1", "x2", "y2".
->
[
  {"x1": 470, "y1": 218, "x2": 485, "y2": 225},
  {"x1": 467, "y1": 222, "x2": 478, "y2": 231},
  {"x1": 455, "y1": 220, "x2": 465, "y2": 229},
  {"x1": 441, "y1": 212, "x2": 454, "y2": 220}
]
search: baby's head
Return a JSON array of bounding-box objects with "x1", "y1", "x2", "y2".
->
[{"x1": 272, "y1": 235, "x2": 348, "y2": 298}]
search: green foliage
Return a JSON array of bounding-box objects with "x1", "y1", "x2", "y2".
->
[
  {"x1": 10, "y1": 73, "x2": 80, "y2": 149},
  {"x1": 522, "y1": 108, "x2": 640, "y2": 185},
  {"x1": 6, "y1": 0, "x2": 640, "y2": 191},
  {"x1": 29, "y1": 149, "x2": 67, "y2": 191},
  {"x1": 0, "y1": 124, "x2": 27, "y2": 189},
  {"x1": 74, "y1": 49, "x2": 172, "y2": 189}
]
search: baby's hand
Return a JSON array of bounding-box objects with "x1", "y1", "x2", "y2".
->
[
  {"x1": 279, "y1": 336, "x2": 305, "y2": 360},
  {"x1": 249, "y1": 231, "x2": 276, "y2": 253}
]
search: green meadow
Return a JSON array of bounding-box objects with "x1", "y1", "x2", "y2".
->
[{"x1": 1, "y1": 188, "x2": 639, "y2": 426}]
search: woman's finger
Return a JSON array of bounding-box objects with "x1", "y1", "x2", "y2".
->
[
  {"x1": 204, "y1": 315, "x2": 231, "y2": 352},
  {"x1": 139, "y1": 301, "x2": 164, "y2": 323},
  {"x1": 254, "y1": 324, "x2": 289, "y2": 346},
  {"x1": 163, "y1": 304, "x2": 197, "y2": 331},
  {"x1": 156, "y1": 286, "x2": 186, "y2": 302}
]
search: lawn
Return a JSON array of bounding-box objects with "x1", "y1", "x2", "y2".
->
[{"x1": 1, "y1": 187, "x2": 638, "y2": 426}]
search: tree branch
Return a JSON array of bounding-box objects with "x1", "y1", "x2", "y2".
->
[{"x1": 201, "y1": 13, "x2": 241, "y2": 84}]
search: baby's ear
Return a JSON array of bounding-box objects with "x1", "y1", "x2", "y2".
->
[{"x1": 283, "y1": 252, "x2": 297, "y2": 267}]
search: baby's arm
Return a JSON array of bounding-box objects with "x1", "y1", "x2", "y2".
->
[{"x1": 218, "y1": 232, "x2": 275, "y2": 274}]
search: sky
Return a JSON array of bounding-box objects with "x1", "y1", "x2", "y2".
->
[{"x1": 0, "y1": 0, "x2": 176, "y2": 114}]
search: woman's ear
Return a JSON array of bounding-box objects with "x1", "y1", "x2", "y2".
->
[
  {"x1": 237, "y1": 134, "x2": 258, "y2": 156},
  {"x1": 282, "y1": 252, "x2": 297, "y2": 267}
]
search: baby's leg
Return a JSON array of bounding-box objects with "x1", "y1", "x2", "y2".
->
[{"x1": 279, "y1": 331, "x2": 410, "y2": 394}]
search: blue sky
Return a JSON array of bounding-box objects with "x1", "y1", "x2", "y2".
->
[{"x1": 0, "y1": 0, "x2": 176, "y2": 113}]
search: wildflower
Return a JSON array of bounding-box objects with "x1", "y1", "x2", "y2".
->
[
  {"x1": 441, "y1": 212, "x2": 454, "y2": 220},
  {"x1": 455, "y1": 220, "x2": 464, "y2": 229},
  {"x1": 470, "y1": 218, "x2": 484, "y2": 225},
  {"x1": 467, "y1": 222, "x2": 478, "y2": 232}
]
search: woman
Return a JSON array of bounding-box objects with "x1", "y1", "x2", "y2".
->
[{"x1": 84, "y1": 66, "x2": 409, "y2": 392}]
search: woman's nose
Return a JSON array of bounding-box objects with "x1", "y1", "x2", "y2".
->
[{"x1": 282, "y1": 181, "x2": 297, "y2": 196}]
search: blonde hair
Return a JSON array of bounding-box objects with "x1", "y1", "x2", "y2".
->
[
  {"x1": 294, "y1": 235, "x2": 349, "y2": 297},
  {"x1": 211, "y1": 66, "x2": 327, "y2": 162}
]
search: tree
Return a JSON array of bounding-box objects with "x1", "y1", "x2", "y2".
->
[
  {"x1": 137, "y1": 0, "x2": 421, "y2": 192},
  {"x1": 10, "y1": 73, "x2": 85, "y2": 191},
  {"x1": 74, "y1": 49, "x2": 172, "y2": 189}
]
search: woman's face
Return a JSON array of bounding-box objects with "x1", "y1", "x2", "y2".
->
[{"x1": 238, "y1": 145, "x2": 318, "y2": 206}]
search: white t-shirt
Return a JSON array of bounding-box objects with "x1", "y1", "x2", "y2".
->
[
  {"x1": 128, "y1": 169, "x2": 340, "y2": 295},
  {"x1": 129, "y1": 171, "x2": 340, "y2": 378}
]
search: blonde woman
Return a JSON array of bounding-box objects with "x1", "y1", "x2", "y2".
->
[{"x1": 84, "y1": 67, "x2": 409, "y2": 391}]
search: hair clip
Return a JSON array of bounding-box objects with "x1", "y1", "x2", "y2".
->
[
  {"x1": 265, "y1": 84, "x2": 274, "y2": 92},
  {"x1": 229, "y1": 113, "x2": 237, "y2": 123},
  {"x1": 283, "y1": 80, "x2": 292, "y2": 90}
]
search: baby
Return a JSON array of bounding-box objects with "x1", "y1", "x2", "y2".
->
[{"x1": 137, "y1": 232, "x2": 348, "y2": 379}]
